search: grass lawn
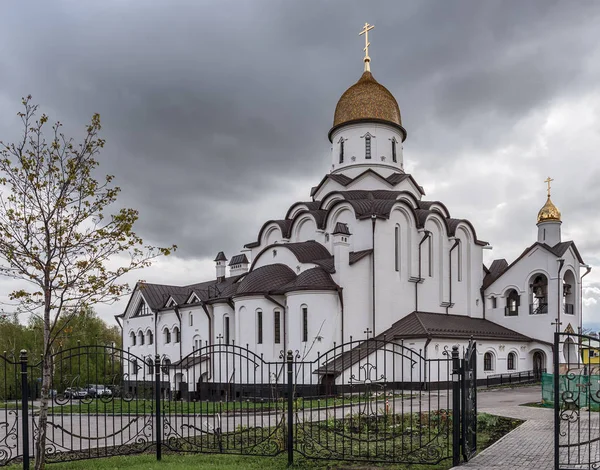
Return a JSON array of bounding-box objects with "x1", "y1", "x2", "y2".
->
[
  {"x1": 4, "y1": 413, "x2": 522, "y2": 470},
  {"x1": 2, "y1": 394, "x2": 417, "y2": 415}
]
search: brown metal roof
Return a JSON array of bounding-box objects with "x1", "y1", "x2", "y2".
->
[
  {"x1": 349, "y1": 249, "x2": 373, "y2": 265},
  {"x1": 229, "y1": 254, "x2": 249, "y2": 266},
  {"x1": 235, "y1": 264, "x2": 296, "y2": 296},
  {"x1": 273, "y1": 267, "x2": 339, "y2": 294},
  {"x1": 314, "y1": 311, "x2": 533, "y2": 376}
]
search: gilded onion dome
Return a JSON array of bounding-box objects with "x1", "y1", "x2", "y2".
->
[
  {"x1": 330, "y1": 71, "x2": 407, "y2": 141},
  {"x1": 537, "y1": 196, "x2": 561, "y2": 223}
]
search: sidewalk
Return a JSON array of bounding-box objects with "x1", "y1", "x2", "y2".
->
[{"x1": 452, "y1": 387, "x2": 554, "y2": 470}]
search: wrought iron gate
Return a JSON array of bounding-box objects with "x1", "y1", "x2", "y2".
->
[
  {"x1": 461, "y1": 339, "x2": 477, "y2": 461},
  {"x1": 554, "y1": 331, "x2": 600, "y2": 470},
  {"x1": 6, "y1": 339, "x2": 478, "y2": 468}
]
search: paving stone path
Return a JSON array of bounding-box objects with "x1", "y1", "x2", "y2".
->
[{"x1": 453, "y1": 403, "x2": 553, "y2": 469}]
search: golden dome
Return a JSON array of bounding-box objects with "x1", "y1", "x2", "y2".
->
[
  {"x1": 537, "y1": 196, "x2": 561, "y2": 223},
  {"x1": 329, "y1": 71, "x2": 406, "y2": 141}
]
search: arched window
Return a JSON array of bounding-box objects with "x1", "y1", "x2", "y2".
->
[
  {"x1": 161, "y1": 358, "x2": 171, "y2": 375},
  {"x1": 274, "y1": 310, "x2": 281, "y2": 344},
  {"x1": 563, "y1": 270, "x2": 576, "y2": 315},
  {"x1": 302, "y1": 305, "x2": 308, "y2": 342},
  {"x1": 193, "y1": 335, "x2": 201, "y2": 351},
  {"x1": 339, "y1": 138, "x2": 344, "y2": 164},
  {"x1": 146, "y1": 357, "x2": 154, "y2": 375},
  {"x1": 394, "y1": 226, "x2": 400, "y2": 272},
  {"x1": 146, "y1": 330, "x2": 153, "y2": 345},
  {"x1": 428, "y1": 235, "x2": 434, "y2": 277},
  {"x1": 529, "y1": 274, "x2": 548, "y2": 314},
  {"x1": 130, "y1": 331, "x2": 136, "y2": 346},
  {"x1": 365, "y1": 135, "x2": 371, "y2": 159},
  {"x1": 138, "y1": 331, "x2": 144, "y2": 346},
  {"x1": 173, "y1": 326, "x2": 180, "y2": 343},
  {"x1": 484, "y1": 352, "x2": 494, "y2": 371},
  {"x1": 505, "y1": 289, "x2": 520, "y2": 316},
  {"x1": 256, "y1": 310, "x2": 263, "y2": 344},
  {"x1": 224, "y1": 316, "x2": 231, "y2": 344},
  {"x1": 507, "y1": 352, "x2": 516, "y2": 371},
  {"x1": 457, "y1": 241, "x2": 462, "y2": 282},
  {"x1": 391, "y1": 138, "x2": 397, "y2": 163},
  {"x1": 164, "y1": 328, "x2": 171, "y2": 344}
]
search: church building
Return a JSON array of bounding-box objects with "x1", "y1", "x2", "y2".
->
[{"x1": 117, "y1": 25, "x2": 588, "y2": 394}]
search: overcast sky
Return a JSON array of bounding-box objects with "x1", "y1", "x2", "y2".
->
[{"x1": 1, "y1": 0, "x2": 600, "y2": 328}]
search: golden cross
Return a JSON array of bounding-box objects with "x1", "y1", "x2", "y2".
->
[
  {"x1": 359, "y1": 22, "x2": 375, "y2": 71},
  {"x1": 544, "y1": 176, "x2": 554, "y2": 197}
]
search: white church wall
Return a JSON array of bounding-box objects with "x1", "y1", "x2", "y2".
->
[
  {"x1": 293, "y1": 216, "x2": 318, "y2": 243},
  {"x1": 419, "y1": 217, "x2": 449, "y2": 314},
  {"x1": 179, "y1": 305, "x2": 210, "y2": 357},
  {"x1": 286, "y1": 291, "x2": 341, "y2": 363},
  {"x1": 374, "y1": 207, "x2": 418, "y2": 335},
  {"x1": 253, "y1": 247, "x2": 302, "y2": 271},
  {"x1": 213, "y1": 303, "x2": 234, "y2": 345},
  {"x1": 337, "y1": 254, "x2": 372, "y2": 343},
  {"x1": 329, "y1": 122, "x2": 404, "y2": 175}
]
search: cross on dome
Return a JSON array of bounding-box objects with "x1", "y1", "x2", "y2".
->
[{"x1": 359, "y1": 22, "x2": 375, "y2": 72}]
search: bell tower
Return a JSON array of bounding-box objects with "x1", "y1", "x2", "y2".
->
[{"x1": 537, "y1": 177, "x2": 562, "y2": 246}]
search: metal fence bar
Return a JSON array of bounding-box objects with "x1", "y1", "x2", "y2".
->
[
  {"x1": 452, "y1": 345, "x2": 460, "y2": 467},
  {"x1": 155, "y1": 354, "x2": 161, "y2": 461},
  {"x1": 20, "y1": 350, "x2": 29, "y2": 470},
  {"x1": 553, "y1": 332, "x2": 559, "y2": 470},
  {"x1": 286, "y1": 350, "x2": 293, "y2": 467}
]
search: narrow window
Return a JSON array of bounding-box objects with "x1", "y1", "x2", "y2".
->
[
  {"x1": 225, "y1": 316, "x2": 230, "y2": 345},
  {"x1": 428, "y1": 236, "x2": 433, "y2": 277},
  {"x1": 130, "y1": 331, "x2": 136, "y2": 346},
  {"x1": 302, "y1": 306, "x2": 308, "y2": 342},
  {"x1": 339, "y1": 139, "x2": 344, "y2": 164},
  {"x1": 174, "y1": 326, "x2": 180, "y2": 343},
  {"x1": 457, "y1": 242, "x2": 462, "y2": 282},
  {"x1": 147, "y1": 331, "x2": 154, "y2": 345},
  {"x1": 491, "y1": 297, "x2": 497, "y2": 309},
  {"x1": 392, "y1": 139, "x2": 397, "y2": 163},
  {"x1": 507, "y1": 352, "x2": 516, "y2": 370},
  {"x1": 365, "y1": 135, "x2": 371, "y2": 159},
  {"x1": 274, "y1": 311, "x2": 281, "y2": 344},
  {"x1": 164, "y1": 329, "x2": 171, "y2": 344},
  {"x1": 257, "y1": 310, "x2": 263, "y2": 344},
  {"x1": 394, "y1": 226, "x2": 400, "y2": 272},
  {"x1": 138, "y1": 331, "x2": 144, "y2": 346},
  {"x1": 147, "y1": 358, "x2": 154, "y2": 375},
  {"x1": 484, "y1": 352, "x2": 493, "y2": 371},
  {"x1": 190, "y1": 314, "x2": 193, "y2": 326}
]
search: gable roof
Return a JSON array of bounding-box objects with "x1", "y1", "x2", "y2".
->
[
  {"x1": 229, "y1": 254, "x2": 249, "y2": 266},
  {"x1": 483, "y1": 240, "x2": 585, "y2": 290},
  {"x1": 309, "y1": 169, "x2": 425, "y2": 198},
  {"x1": 272, "y1": 267, "x2": 339, "y2": 294},
  {"x1": 314, "y1": 311, "x2": 534, "y2": 375}
]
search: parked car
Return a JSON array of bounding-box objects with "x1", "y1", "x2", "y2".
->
[
  {"x1": 86, "y1": 384, "x2": 112, "y2": 398},
  {"x1": 64, "y1": 387, "x2": 89, "y2": 399}
]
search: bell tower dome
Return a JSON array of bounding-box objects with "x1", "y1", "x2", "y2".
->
[
  {"x1": 328, "y1": 24, "x2": 407, "y2": 177},
  {"x1": 537, "y1": 177, "x2": 562, "y2": 246}
]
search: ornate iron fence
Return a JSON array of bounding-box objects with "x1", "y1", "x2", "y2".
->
[
  {"x1": 554, "y1": 331, "x2": 600, "y2": 470},
  {"x1": 5, "y1": 339, "x2": 478, "y2": 468}
]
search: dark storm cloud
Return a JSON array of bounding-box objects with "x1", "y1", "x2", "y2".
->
[{"x1": 1, "y1": 0, "x2": 600, "y2": 322}]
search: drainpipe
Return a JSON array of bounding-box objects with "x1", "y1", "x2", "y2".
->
[
  {"x1": 447, "y1": 239, "x2": 460, "y2": 314},
  {"x1": 557, "y1": 259, "x2": 565, "y2": 332},
  {"x1": 580, "y1": 265, "x2": 592, "y2": 334},
  {"x1": 416, "y1": 231, "x2": 432, "y2": 312},
  {"x1": 371, "y1": 215, "x2": 377, "y2": 334},
  {"x1": 337, "y1": 288, "x2": 345, "y2": 344},
  {"x1": 423, "y1": 337, "x2": 432, "y2": 390}
]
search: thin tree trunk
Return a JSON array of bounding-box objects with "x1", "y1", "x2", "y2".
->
[{"x1": 34, "y1": 295, "x2": 51, "y2": 470}]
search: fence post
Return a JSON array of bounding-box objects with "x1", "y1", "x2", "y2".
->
[
  {"x1": 554, "y1": 333, "x2": 560, "y2": 470},
  {"x1": 155, "y1": 354, "x2": 162, "y2": 461},
  {"x1": 20, "y1": 350, "x2": 29, "y2": 470},
  {"x1": 452, "y1": 345, "x2": 461, "y2": 467},
  {"x1": 287, "y1": 350, "x2": 294, "y2": 467}
]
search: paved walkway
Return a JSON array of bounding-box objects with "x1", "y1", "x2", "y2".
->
[{"x1": 452, "y1": 385, "x2": 554, "y2": 470}]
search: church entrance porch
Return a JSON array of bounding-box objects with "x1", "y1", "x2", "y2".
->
[{"x1": 533, "y1": 350, "x2": 546, "y2": 381}]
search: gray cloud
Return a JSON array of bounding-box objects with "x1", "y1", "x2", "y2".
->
[{"x1": 1, "y1": 0, "x2": 600, "y2": 324}]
